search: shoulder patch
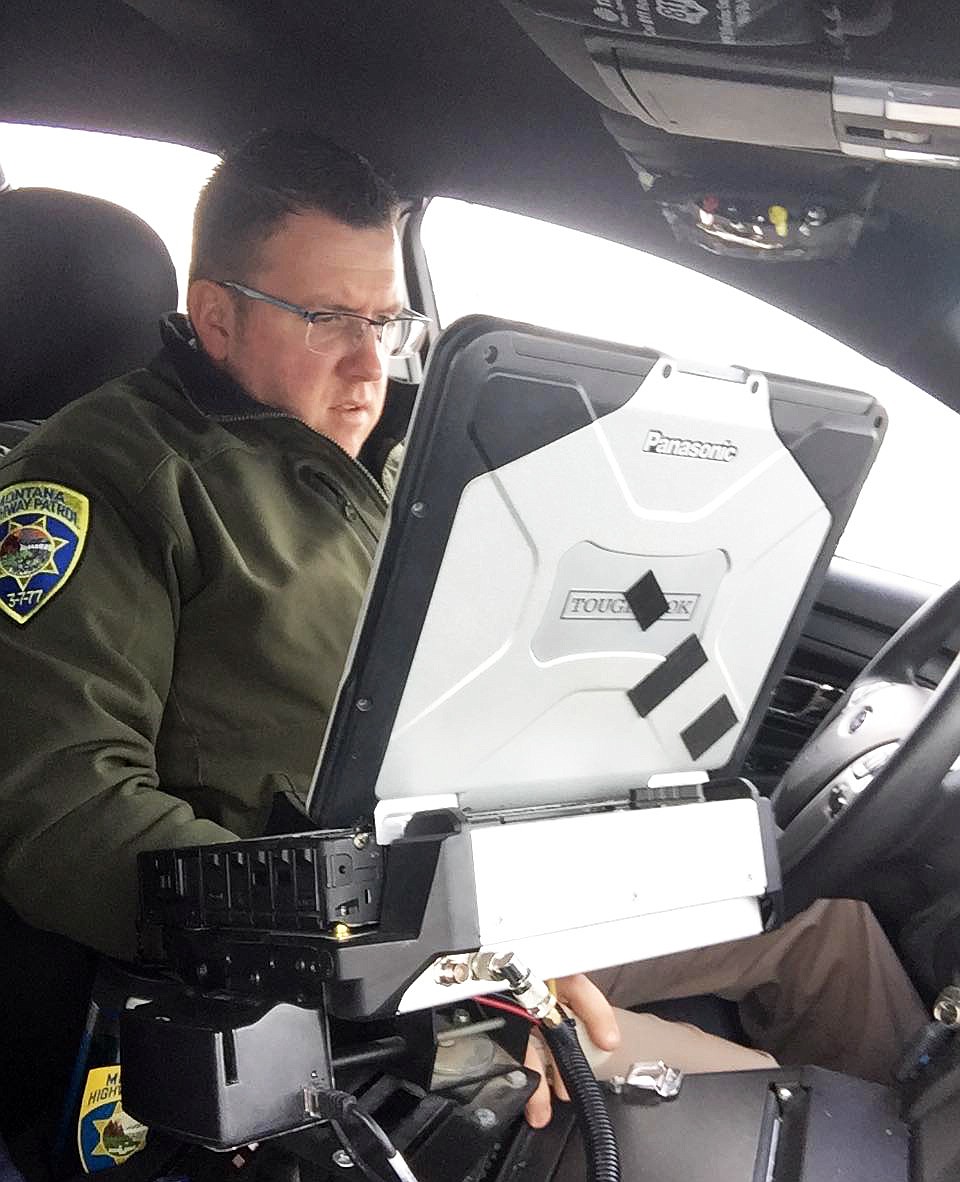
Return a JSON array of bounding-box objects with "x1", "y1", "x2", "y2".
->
[
  {"x1": 0, "y1": 482, "x2": 90, "y2": 624},
  {"x1": 77, "y1": 1064, "x2": 148, "y2": 1172}
]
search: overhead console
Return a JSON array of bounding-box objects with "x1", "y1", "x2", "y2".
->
[
  {"x1": 505, "y1": 0, "x2": 960, "y2": 259},
  {"x1": 515, "y1": 0, "x2": 889, "y2": 49}
]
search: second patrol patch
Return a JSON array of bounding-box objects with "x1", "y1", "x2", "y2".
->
[
  {"x1": 77, "y1": 1064, "x2": 149, "y2": 1173},
  {"x1": 0, "y1": 482, "x2": 89, "y2": 624}
]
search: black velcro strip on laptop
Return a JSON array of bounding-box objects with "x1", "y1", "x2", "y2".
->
[
  {"x1": 681, "y1": 695, "x2": 739, "y2": 760},
  {"x1": 627, "y1": 634, "x2": 707, "y2": 717},
  {"x1": 624, "y1": 570, "x2": 669, "y2": 631}
]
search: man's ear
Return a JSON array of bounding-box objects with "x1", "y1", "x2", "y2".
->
[{"x1": 187, "y1": 279, "x2": 237, "y2": 363}]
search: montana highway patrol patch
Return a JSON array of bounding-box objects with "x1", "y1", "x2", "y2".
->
[
  {"x1": 77, "y1": 1065, "x2": 148, "y2": 1173},
  {"x1": 0, "y1": 482, "x2": 89, "y2": 624}
]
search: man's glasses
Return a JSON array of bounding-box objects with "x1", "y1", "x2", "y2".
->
[{"x1": 217, "y1": 280, "x2": 431, "y2": 358}]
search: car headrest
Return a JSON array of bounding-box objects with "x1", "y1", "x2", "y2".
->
[{"x1": 0, "y1": 188, "x2": 178, "y2": 420}]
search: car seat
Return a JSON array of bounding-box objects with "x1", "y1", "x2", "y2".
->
[
  {"x1": 0, "y1": 185, "x2": 177, "y2": 1153},
  {"x1": 0, "y1": 185, "x2": 178, "y2": 424}
]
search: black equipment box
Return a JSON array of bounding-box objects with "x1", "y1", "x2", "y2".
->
[
  {"x1": 503, "y1": 1066, "x2": 910, "y2": 1182},
  {"x1": 121, "y1": 997, "x2": 334, "y2": 1148},
  {"x1": 139, "y1": 829, "x2": 383, "y2": 934}
]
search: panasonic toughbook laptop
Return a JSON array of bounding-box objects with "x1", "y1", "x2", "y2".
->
[{"x1": 302, "y1": 315, "x2": 884, "y2": 1012}]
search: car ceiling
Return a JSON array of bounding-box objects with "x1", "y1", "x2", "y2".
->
[{"x1": 3, "y1": 0, "x2": 960, "y2": 408}]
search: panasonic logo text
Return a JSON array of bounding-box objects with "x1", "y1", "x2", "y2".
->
[{"x1": 643, "y1": 429, "x2": 738, "y2": 462}]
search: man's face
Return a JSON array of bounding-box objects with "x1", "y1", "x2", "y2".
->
[{"x1": 212, "y1": 210, "x2": 403, "y2": 458}]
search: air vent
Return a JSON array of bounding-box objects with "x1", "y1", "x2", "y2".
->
[{"x1": 745, "y1": 675, "x2": 843, "y2": 786}]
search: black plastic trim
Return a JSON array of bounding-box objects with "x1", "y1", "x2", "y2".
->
[
  {"x1": 714, "y1": 378, "x2": 885, "y2": 788},
  {"x1": 756, "y1": 796, "x2": 784, "y2": 932}
]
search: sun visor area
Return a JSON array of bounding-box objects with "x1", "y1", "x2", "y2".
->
[
  {"x1": 501, "y1": 0, "x2": 960, "y2": 259},
  {"x1": 515, "y1": 1, "x2": 820, "y2": 46},
  {"x1": 503, "y1": 0, "x2": 835, "y2": 155},
  {"x1": 502, "y1": 1, "x2": 960, "y2": 168}
]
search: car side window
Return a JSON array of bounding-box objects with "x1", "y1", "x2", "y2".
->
[
  {"x1": 0, "y1": 123, "x2": 420, "y2": 386},
  {"x1": 421, "y1": 197, "x2": 960, "y2": 588},
  {"x1": 0, "y1": 122, "x2": 218, "y2": 306}
]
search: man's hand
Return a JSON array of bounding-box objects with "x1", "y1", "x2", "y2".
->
[{"x1": 523, "y1": 973, "x2": 620, "y2": 1128}]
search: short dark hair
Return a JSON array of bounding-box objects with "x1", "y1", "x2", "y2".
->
[{"x1": 190, "y1": 129, "x2": 400, "y2": 284}]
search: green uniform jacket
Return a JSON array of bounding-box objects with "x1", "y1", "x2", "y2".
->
[{"x1": 0, "y1": 315, "x2": 394, "y2": 959}]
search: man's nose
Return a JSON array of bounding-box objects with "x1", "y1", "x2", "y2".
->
[{"x1": 340, "y1": 323, "x2": 385, "y2": 383}]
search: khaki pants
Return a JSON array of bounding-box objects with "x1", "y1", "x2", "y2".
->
[{"x1": 588, "y1": 899, "x2": 928, "y2": 1084}]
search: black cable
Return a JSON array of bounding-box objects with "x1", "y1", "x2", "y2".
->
[
  {"x1": 329, "y1": 1117, "x2": 391, "y2": 1182},
  {"x1": 353, "y1": 1109, "x2": 399, "y2": 1158},
  {"x1": 310, "y1": 1090, "x2": 420, "y2": 1182},
  {"x1": 539, "y1": 1015, "x2": 621, "y2": 1182},
  {"x1": 308, "y1": 1089, "x2": 396, "y2": 1156}
]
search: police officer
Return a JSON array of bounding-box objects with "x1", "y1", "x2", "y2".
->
[
  {"x1": 0, "y1": 131, "x2": 926, "y2": 1135},
  {"x1": 0, "y1": 131, "x2": 418, "y2": 962}
]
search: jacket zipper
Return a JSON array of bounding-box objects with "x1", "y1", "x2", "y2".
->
[{"x1": 213, "y1": 406, "x2": 390, "y2": 511}]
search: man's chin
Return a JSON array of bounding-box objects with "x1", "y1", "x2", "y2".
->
[
  {"x1": 322, "y1": 413, "x2": 371, "y2": 459},
  {"x1": 323, "y1": 401, "x2": 380, "y2": 451}
]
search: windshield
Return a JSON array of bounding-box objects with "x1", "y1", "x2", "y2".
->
[
  {"x1": 422, "y1": 197, "x2": 957, "y2": 588},
  {"x1": 2, "y1": 125, "x2": 954, "y2": 588}
]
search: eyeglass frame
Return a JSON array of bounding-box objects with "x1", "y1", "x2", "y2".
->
[{"x1": 215, "y1": 280, "x2": 432, "y2": 357}]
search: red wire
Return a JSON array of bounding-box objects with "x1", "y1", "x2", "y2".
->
[{"x1": 476, "y1": 995, "x2": 540, "y2": 1024}]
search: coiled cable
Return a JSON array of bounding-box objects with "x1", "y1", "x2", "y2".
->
[{"x1": 540, "y1": 1013, "x2": 621, "y2": 1182}]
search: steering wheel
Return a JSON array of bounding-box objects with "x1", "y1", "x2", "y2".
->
[{"x1": 773, "y1": 577, "x2": 960, "y2": 914}]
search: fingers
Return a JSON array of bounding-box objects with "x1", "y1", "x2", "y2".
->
[
  {"x1": 525, "y1": 977, "x2": 617, "y2": 1132},
  {"x1": 524, "y1": 1029, "x2": 575, "y2": 1129},
  {"x1": 556, "y1": 973, "x2": 620, "y2": 1050},
  {"x1": 523, "y1": 1036, "x2": 553, "y2": 1128}
]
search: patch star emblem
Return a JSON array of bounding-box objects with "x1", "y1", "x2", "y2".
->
[
  {"x1": 0, "y1": 482, "x2": 89, "y2": 623},
  {"x1": 90, "y1": 1103, "x2": 149, "y2": 1165},
  {"x1": 77, "y1": 1064, "x2": 149, "y2": 1173}
]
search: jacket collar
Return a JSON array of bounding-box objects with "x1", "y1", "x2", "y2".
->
[
  {"x1": 152, "y1": 312, "x2": 286, "y2": 422},
  {"x1": 152, "y1": 313, "x2": 400, "y2": 495}
]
